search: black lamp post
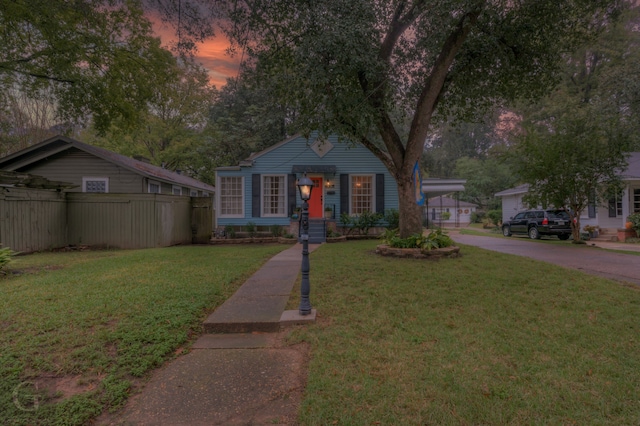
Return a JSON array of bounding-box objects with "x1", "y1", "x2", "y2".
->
[{"x1": 297, "y1": 174, "x2": 314, "y2": 315}]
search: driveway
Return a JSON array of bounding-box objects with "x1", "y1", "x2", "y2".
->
[{"x1": 451, "y1": 233, "x2": 640, "y2": 286}]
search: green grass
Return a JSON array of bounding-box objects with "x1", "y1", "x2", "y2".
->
[
  {"x1": 5, "y1": 241, "x2": 640, "y2": 425},
  {"x1": 0, "y1": 245, "x2": 287, "y2": 425},
  {"x1": 289, "y1": 240, "x2": 640, "y2": 425}
]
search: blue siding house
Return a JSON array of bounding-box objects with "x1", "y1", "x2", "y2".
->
[{"x1": 215, "y1": 134, "x2": 398, "y2": 240}]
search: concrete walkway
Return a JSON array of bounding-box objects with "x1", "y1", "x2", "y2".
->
[{"x1": 103, "y1": 243, "x2": 318, "y2": 426}]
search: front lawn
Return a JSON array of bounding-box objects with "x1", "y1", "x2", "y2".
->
[
  {"x1": 4, "y1": 241, "x2": 640, "y2": 425},
  {"x1": 0, "y1": 245, "x2": 286, "y2": 425},
  {"x1": 290, "y1": 240, "x2": 640, "y2": 425}
]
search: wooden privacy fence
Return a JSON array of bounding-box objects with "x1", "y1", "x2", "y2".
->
[
  {"x1": 0, "y1": 188, "x2": 214, "y2": 252},
  {"x1": 0, "y1": 187, "x2": 67, "y2": 253}
]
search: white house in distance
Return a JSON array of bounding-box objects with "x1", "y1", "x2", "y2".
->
[{"x1": 496, "y1": 152, "x2": 640, "y2": 232}]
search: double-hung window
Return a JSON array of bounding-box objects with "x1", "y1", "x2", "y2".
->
[
  {"x1": 262, "y1": 175, "x2": 286, "y2": 217},
  {"x1": 350, "y1": 175, "x2": 373, "y2": 214},
  {"x1": 82, "y1": 177, "x2": 109, "y2": 193},
  {"x1": 219, "y1": 176, "x2": 244, "y2": 217}
]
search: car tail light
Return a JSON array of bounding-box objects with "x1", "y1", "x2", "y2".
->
[{"x1": 542, "y1": 218, "x2": 548, "y2": 225}]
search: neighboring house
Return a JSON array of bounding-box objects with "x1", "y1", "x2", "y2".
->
[
  {"x1": 496, "y1": 152, "x2": 640, "y2": 230},
  {"x1": 495, "y1": 184, "x2": 531, "y2": 224},
  {"x1": 0, "y1": 135, "x2": 215, "y2": 196},
  {"x1": 215, "y1": 134, "x2": 399, "y2": 241},
  {"x1": 426, "y1": 196, "x2": 477, "y2": 227}
]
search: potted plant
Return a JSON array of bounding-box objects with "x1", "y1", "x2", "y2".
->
[
  {"x1": 291, "y1": 207, "x2": 301, "y2": 219},
  {"x1": 583, "y1": 225, "x2": 599, "y2": 238},
  {"x1": 324, "y1": 206, "x2": 333, "y2": 219}
]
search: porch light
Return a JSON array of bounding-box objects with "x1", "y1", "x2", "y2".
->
[{"x1": 297, "y1": 174, "x2": 314, "y2": 201}]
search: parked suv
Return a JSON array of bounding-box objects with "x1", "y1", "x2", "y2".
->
[{"x1": 502, "y1": 209, "x2": 572, "y2": 240}]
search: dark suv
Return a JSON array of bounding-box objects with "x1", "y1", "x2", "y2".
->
[{"x1": 502, "y1": 209, "x2": 572, "y2": 240}]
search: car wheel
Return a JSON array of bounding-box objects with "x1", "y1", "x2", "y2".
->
[
  {"x1": 558, "y1": 234, "x2": 570, "y2": 240},
  {"x1": 502, "y1": 226, "x2": 511, "y2": 237},
  {"x1": 528, "y1": 226, "x2": 540, "y2": 239}
]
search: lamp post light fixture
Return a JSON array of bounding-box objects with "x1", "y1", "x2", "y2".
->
[{"x1": 297, "y1": 174, "x2": 314, "y2": 315}]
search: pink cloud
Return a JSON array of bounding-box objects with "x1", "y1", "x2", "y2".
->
[{"x1": 147, "y1": 13, "x2": 240, "y2": 87}]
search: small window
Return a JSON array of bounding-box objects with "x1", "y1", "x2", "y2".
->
[
  {"x1": 190, "y1": 190, "x2": 198, "y2": 197},
  {"x1": 82, "y1": 177, "x2": 109, "y2": 193},
  {"x1": 514, "y1": 213, "x2": 525, "y2": 220},
  {"x1": 148, "y1": 180, "x2": 161, "y2": 194},
  {"x1": 172, "y1": 185, "x2": 182, "y2": 195}
]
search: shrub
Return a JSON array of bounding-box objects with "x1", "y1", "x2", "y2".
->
[
  {"x1": 487, "y1": 210, "x2": 502, "y2": 226},
  {"x1": 354, "y1": 211, "x2": 383, "y2": 235},
  {"x1": 270, "y1": 225, "x2": 283, "y2": 237},
  {"x1": 384, "y1": 209, "x2": 400, "y2": 229},
  {"x1": 339, "y1": 212, "x2": 355, "y2": 235},
  {"x1": 628, "y1": 213, "x2": 640, "y2": 236},
  {"x1": 340, "y1": 211, "x2": 383, "y2": 235},
  {"x1": 471, "y1": 211, "x2": 486, "y2": 223},
  {"x1": 224, "y1": 225, "x2": 236, "y2": 239},
  {"x1": 245, "y1": 221, "x2": 257, "y2": 238},
  {"x1": 441, "y1": 211, "x2": 451, "y2": 221},
  {"x1": 380, "y1": 228, "x2": 453, "y2": 250},
  {"x1": 0, "y1": 246, "x2": 17, "y2": 272}
]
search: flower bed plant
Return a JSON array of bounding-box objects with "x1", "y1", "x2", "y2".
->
[{"x1": 380, "y1": 228, "x2": 453, "y2": 250}]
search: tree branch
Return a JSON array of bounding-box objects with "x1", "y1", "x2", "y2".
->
[
  {"x1": 407, "y1": 4, "x2": 484, "y2": 172},
  {"x1": 358, "y1": 136, "x2": 397, "y2": 176}
]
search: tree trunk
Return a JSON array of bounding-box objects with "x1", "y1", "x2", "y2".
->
[
  {"x1": 570, "y1": 213, "x2": 581, "y2": 242},
  {"x1": 397, "y1": 175, "x2": 423, "y2": 238}
]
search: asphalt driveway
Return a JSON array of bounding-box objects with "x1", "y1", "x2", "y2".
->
[{"x1": 451, "y1": 233, "x2": 640, "y2": 286}]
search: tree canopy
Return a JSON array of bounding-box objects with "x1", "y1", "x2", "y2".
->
[
  {"x1": 508, "y1": 5, "x2": 640, "y2": 241},
  {"x1": 207, "y1": 0, "x2": 626, "y2": 236},
  {"x1": 0, "y1": 0, "x2": 176, "y2": 134}
]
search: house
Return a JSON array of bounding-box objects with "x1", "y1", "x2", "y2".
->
[
  {"x1": 0, "y1": 135, "x2": 215, "y2": 196},
  {"x1": 496, "y1": 152, "x2": 640, "y2": 235},
  {"x1": 426, "y1": 196, "x2": 477, "y2": 227},
  {"x1": 215, "y1": 134, "x2": 399, "y2": 241}
]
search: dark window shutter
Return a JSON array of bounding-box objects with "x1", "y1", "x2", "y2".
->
[
  {"x1": 340, "y1": 174, "x2": 349, "y2": 215},
  {"x1": 252, "y1": 174, "x2": 261, "y2": 217},
  {"x1": 376, "y1": 174, "x2": 384, "y2": 213},
  {"x1": 288, "y1": 174, "x2": 297, "y2": 216},
  {"x1": 588, "y1": 203, "x2": 596, "y2": 218}
]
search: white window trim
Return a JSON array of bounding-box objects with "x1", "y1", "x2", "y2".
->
[
  {"x1": 148, "y1": 180, "x2": 162, "y2": 194},
  {"x1": 349, "y1": 174, "x2": 375, "y2": 215},
  {"x1": 217, "y1": 176, "x2": 245, "y2": 218},
  {"x1": 82, "y1": 177, "x2": 109, "y2": 193},
  {"x1": 261, "y1": 174, "x2": 288, "y2": 218},
  {"x1": 172, "y1": 185, "x2": 182, "y2": 195}
]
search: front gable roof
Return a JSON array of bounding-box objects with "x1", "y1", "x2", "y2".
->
[
  {"x1": 0, "y1": 136, "x2": 215, "y2": 193},
  {"x1": 222, "y1": 133, "x2": 392, "y2": 171}
]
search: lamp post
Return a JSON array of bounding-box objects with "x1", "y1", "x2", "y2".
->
[{"x1": 297, "y1": 174, "x2": 314, "y2": 315}]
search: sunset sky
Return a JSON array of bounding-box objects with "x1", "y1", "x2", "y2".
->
[{"x1": 149, "y1": 16, "x2": 241, "y2": 88}]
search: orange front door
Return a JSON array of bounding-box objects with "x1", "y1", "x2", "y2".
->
[{"x1": 308, "y1": 177, "x2": 323, "y2": 218}]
